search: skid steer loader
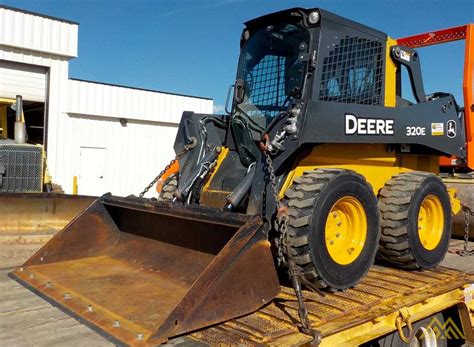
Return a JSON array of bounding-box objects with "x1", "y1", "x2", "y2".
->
[{"x1": 11, "y1": 8, "x2": 472, "y2": 346}]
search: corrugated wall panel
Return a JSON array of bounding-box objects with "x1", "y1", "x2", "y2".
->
[
  {"x1": 67, "y1": 79, "x2": 213, "y2": 125},
  {"x1": 0, "y1": 7, "x2": 78, "y2": 58},
  {"x1": 55, "y1": 114, "x2": 179, "y2": 197},
  {"x1": 60, "y1": 80, "x2": 213, "y2": 195},
  {"x1": 0, "y1": 45, "x2": 62, "y2": 68}
]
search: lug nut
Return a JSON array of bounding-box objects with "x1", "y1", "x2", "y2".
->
[
  {"x1": 113, "y1": 320, "x2": 120, "y2": 327},
  {"x1": 329, "y1": 240, "x2": 334, "y2": 245},
  {"x1": 336, "y1": 232, "x2": 340, "y2": 238},
  {"x1": 136, "y1": 333, "x2": 144, "y2": 340}
]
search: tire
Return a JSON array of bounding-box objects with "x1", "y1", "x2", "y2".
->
[
  {"x1": 158, "y1": 174, "x2": 178, "y2": 201},
  {"x1": 283, "y1": 168, "x2": 380, "y2": 290},
  {"x1": 378, "y1": 172, "x2": 451, "y2": 269}
]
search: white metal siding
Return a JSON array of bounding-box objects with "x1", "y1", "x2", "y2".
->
[
  {"x1": 67, "y1": 79, "x2": 213, "y2": 124},
  {"x1": 0, "y1": 9, "x2": 213, "y2": 196},
  {"x1": 59, "y1": 114, "x2": 179, "y2": 197},
  {"x1": 0, "y1": 7, "x2": 78, "y2": 58},
  {"x1": 62, "y1": 80, "x2": 213, "y2": 196},
  {"x1": 0, "y1": 60, "x2": 46, "y2": 102}
]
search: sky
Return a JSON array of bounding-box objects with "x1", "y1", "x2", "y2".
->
[{"x1": 4, "y1": 0, "x2": 473, "y2": 112}]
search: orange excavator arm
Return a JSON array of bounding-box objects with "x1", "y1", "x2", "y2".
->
[{"x1": 397, "y1": 24, "x2": 474, "y2": 170}]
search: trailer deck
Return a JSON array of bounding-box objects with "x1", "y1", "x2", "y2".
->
[{"x1": 1, "y1": 242, "x2": 473, "y2": 346}]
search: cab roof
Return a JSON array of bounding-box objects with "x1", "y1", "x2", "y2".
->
[{"x1": 244, "y1": 7, "x2": 387, "y2": 40}]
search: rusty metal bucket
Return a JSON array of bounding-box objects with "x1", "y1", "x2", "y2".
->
[
  {"x1": 0, "y1": 193, "x2": 96, "y2": 244},
  {"x1": 10, "y1": 194, "x2": 280, "y2": 346}
]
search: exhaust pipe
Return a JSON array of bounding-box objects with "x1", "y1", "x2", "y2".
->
[{"x1": 14, "y1": 95, "x2": 27, "y2": 144}]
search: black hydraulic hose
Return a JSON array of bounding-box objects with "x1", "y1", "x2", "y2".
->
[
  {"x1": 175, "y1": 147, "x2": 219, "y2": 200},
  {"x1": 225, "y1": 164, "x2": 256, "y2": 208},
  {"x1": 202, "y1": 116, "x2": 227, "y2": 128}
]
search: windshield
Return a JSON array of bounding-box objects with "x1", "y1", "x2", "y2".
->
[{"x1": 235, "y1": 23, "x2": 310, "y2": 126}]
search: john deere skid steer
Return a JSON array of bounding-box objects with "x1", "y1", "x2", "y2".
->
[{"x1": 11, "y1": 8, "x2": 472, "y2": 346}]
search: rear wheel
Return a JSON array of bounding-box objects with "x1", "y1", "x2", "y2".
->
[
  {"x1": 158, "y1": 174, "x2": 178, "y2": 201},
  {"x1": 283, "y1": 168, "x2": 380, "y2": 290},
  {"x1": 378, "y1": 172, "x2": 451, "y2": 269}
]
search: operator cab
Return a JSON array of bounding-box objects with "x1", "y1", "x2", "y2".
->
[{"x1": 231, "y1": 9, "x2": 313, "y2": 165}]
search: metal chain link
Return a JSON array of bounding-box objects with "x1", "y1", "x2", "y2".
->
[
  {"x1": 277, "y1": 215, "x2": 289, "y2": 267},
  {"x1": 460, "y1": 204, "x2": 474, "y2": 257},
  {"x1": 263, "y1": 151, "x2": 287, "y2": 266},
  {"x1": 262, "y1": 149, "x2": 321, "y2": 345},
  {"x1": 264, "y1": 152, "x2": 281, "y2": 209},
  {"x1": 138, "y1": 144, "x2": 192, "y2": 198}
]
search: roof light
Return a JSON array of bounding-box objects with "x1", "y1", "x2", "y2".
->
[{"x1": 308, "y1": 11, "x2": 320, "y2": 25}]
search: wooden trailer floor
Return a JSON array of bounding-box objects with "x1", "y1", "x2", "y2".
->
[
  {"x1": 0, "y1": 244, "x2": 111, "y2": 347},
  {"x1": 1, "y1": 241, "x2": 473, "y2": 347}
]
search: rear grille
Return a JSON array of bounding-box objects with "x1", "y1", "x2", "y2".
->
[{"x1": 0, "y1": 144, "x2": 43, "y2": 192}]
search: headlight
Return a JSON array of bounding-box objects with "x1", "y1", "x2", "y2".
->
[{"x1": 308, "y1": 11, "x2": 320, "y2": 25}]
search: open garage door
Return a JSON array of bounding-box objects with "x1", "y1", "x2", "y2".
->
[
  {"x1": 0, "y1": 61, "x2": 47, "y2": 192},
  {"x1": 0, "y1": 60, "x2": 47, "y2": 102}
]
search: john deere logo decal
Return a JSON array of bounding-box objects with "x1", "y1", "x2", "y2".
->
[
  {"x1": 427, "y1": 316, "x2": 464, "y2": 340},
  {"x1": 447, "y1": 120, "x2": 456, "y2": 138}
]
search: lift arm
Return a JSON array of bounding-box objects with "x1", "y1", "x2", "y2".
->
[{"x1": 398, "y1": 24, "x2": 474, "y2": 170}]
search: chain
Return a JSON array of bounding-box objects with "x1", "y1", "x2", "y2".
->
[
  {"x1": 264, "y1": 152, "x2": 281, "y2": 209},
  {"x1": 262, "y1": 148, "x2": 321, "y2": 345},
  {"x1": 263, "y1": 151, "x2": 287, "y2": 266},
  {"x1": 139, "y1": 143, "x2": 193, "y2": 198},
  {"x1": 460, "y1": 203, "x2": 474, "y2": 257}
]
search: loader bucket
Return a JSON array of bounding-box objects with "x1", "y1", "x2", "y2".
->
[
  {"x1": 10, "y1": 194, "x2": 280, "y2": 346},
  {"x1": 0, "y1": 193, "x2": 96, "y2": 244}
]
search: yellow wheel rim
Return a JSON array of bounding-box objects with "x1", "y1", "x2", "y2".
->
[
  {"x1": 325, "y1": 196, "x2": 367, "y2": 265},
  {"x1": 417, "y1": 195, "x2": 444, "y2": 250}
]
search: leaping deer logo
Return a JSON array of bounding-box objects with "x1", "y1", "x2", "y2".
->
[{"x1": 447, "y1": 120, "x2": 456, "y2": 138}]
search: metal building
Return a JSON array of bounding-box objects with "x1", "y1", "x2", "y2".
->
[{"x1": 0, "y1": 5, "x2": 213, "y2": 196}]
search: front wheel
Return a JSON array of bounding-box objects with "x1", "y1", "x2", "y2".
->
[{"x1": 282, "y1": 168, "x2": 380, "y2": 290}]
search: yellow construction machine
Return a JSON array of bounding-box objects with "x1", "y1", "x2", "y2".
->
[
  {"x1": 10, "y1": 7, "x2": 474, "y2": 346},
  {"x1": 0, "y1": 95, "x2": 51, "y2": 192}
]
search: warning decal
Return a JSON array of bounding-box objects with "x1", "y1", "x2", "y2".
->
[
  {"x1": 431, "y1": 123, "x2": 444, "y2": 136},
  {"x1": 400, "y1": 50, "x2": 411, "y2": 62}
]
